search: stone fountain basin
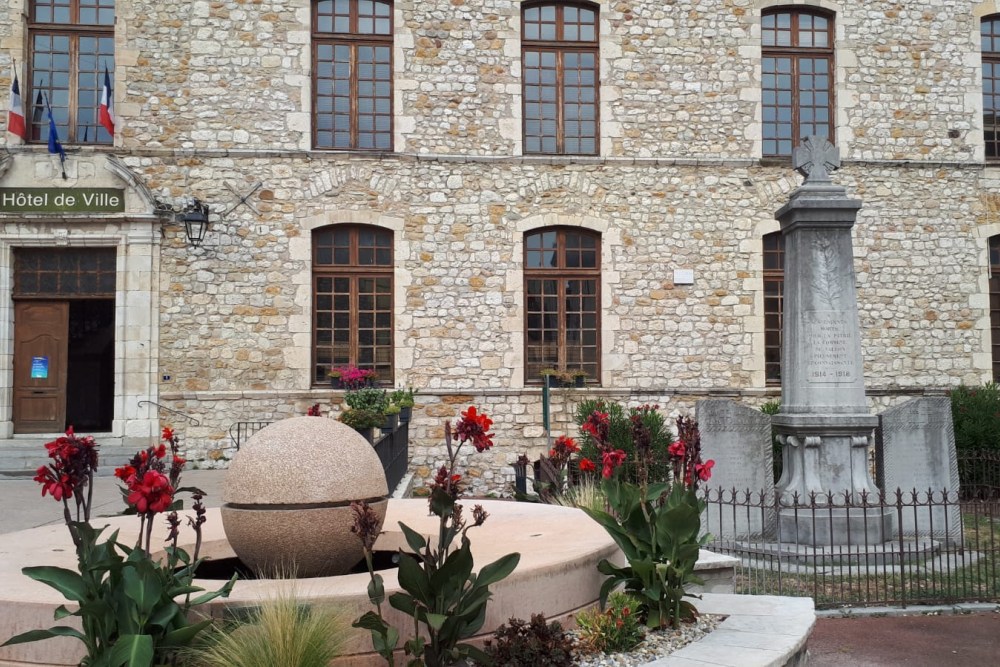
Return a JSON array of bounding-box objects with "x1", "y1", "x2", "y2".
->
[{"x1": 0, "y1": 499, "x2": 735, "y2": 666}]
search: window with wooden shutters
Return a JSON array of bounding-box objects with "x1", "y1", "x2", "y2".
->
[
  {"x1": 313, "y1": 0, "x2": 392, "y2": 150},
  {"x1": 763, "y1": 232, "x2": 785, "y2": 386},
  {"x1": 522, "y1": 2, "x2": 599, "y2": 155},
  {"x1": 312, "y1": 225, "x2": 393, "y2": 385},
  {"x1": 524, "y1": 228, "x2": 600, "y2": 383},
  {"x1": 762, "y1": 8, "x2": 834, "y2": 158},
  {"x1": 28, "y1": 0, "x2": 115, "y2": 145}
]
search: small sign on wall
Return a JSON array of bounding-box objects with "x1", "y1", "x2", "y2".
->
[
  {"x1": 673, "y1": 268, "x2": 695, "y2": 285},
  {"x1": 30, "y1": 356, "x2": 49, "y2": 379}
]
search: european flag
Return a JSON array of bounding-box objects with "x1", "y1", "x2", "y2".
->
[{"x1": 43, "y1": 94, "x2": 66, "y2": 178}]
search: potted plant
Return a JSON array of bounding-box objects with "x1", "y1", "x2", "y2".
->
[
  {"x1": 391, "y1": 387, "x2": 418, "y2": 423},
  {"x1": 329, "y1": 365, "x2": 378, "y2": 390},
  {"x1": 539, "y1": 368, "x2": 561, "y2": 388},
  {"x1": 382, "y1": 403, "x2": 401, "y2": 434},
  {"x1": 571, "y1": 369, "x2": 588, "y2": 388},
  {"x1": 338, "y1": 408, "x2": 384, "y2": 443}
]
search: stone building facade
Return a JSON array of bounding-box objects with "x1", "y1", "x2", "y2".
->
[{"x1": 1, "y1": 0, "x2": 998, "y2": 492}]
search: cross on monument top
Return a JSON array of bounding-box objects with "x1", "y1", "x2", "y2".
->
[{"x1": 792, "y1": 135, "x2": 841, "y2": 184}]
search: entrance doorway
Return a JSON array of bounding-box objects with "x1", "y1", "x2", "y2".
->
[{"x1": 12, "y1": 248, "x2": 117, "y2": 434}]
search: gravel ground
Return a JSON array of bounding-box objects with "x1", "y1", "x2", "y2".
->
[{"x1": 574, "y1": 614, "x2": 724, "y2": 667}]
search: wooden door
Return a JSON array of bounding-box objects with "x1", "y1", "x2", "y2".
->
[{"x1": 13, "y1": 301, "x2": 69, "y2": 433}]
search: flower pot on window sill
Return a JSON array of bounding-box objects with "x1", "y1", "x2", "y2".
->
[
  {"x1": 330, "y1": 377, "x2": 343, "y2": 390},
  {"x1": 574, "y1": 376, "x2": 586, "y2": 388}
]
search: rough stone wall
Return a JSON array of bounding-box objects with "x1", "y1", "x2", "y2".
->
[{"x1": 0, "y1": 0, "x2": 995, "y2": 491}]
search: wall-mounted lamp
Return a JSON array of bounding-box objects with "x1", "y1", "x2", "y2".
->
[{"x1": 178, "y1": 199, "x2": 210, "y2": 246}]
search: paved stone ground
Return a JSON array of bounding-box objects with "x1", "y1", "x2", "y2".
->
[
  {"x1": 808, "y1": 612, "x2": 1000, "y2": 666},
  {"x1": 0, "y1": 470, "x2": 227, "y2": 534}
]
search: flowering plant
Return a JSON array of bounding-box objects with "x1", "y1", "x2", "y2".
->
[
  {"x1": 3, "y1": 427, "x2": 234, "y2": 665},
  {"x1": 329, "y1": 364, "x2": 379, "y2": 389},
  {"x1": 579, "y1": 406, "x2": 716, "y2": 629},
  {"x1": 352, "y1": 406, "x2": 520, "y2": 667},
  {"x1": 31, "y1": 427, "x2": 99, "y2": 547}
]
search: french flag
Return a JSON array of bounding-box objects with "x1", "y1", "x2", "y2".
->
[
  {"x1": 7, "y1": 67, "x2": 26, "y2": 141},
  {"x1": 99, "y1": 65, "x2": 114, "y2": 136}
]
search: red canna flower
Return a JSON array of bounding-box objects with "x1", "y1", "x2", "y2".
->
[
  {"x1": 126, "y1": 470, "x2": 174, "y2": 514},
  {"x1": 582, "y1": 410, "x2": 610, "y2": 444},
  {"x1": 456, "y1": 406, "x2": 494, "y2": 452},
  {"x1": 668, "y1": 440, "x2": 687, "y2": 458},
  {"x1": 578, "y1": 457, "x2": 596, "y2": 473},
  {"x1": 696, "y1": 459, "x2": 715, "y2": 482},
  {"x1": 153, "y1": 443, "x2": 167, "y2": 459},
  {"x1": 114, "y1": 464, "x2": 137, "y2": 483},
  {"x1": 161, "y1": 426, "x2": 175, "y2": 442},
  {"x1": 601, "y1": 449, "x2": 626, "y2": 479}
]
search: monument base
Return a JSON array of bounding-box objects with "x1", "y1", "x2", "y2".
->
[
  {"x1": 779, "y1": 507, "x2": 894, "y2": 546},
  {"x1": 717, "y1": 538, "x2": 940, "y2": 569}
]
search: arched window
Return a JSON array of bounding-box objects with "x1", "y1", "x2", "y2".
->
[
  {"x1": 521, "y1": 2, "x2": 599, "y2": 155},
  {"x1": 29, "y1": 0, "x2": 115, "y2": 144},
  {"x1": 982, "y1": 17, "x2": 1000, "y2": 160},
  {"x1": 312, "y1": 225, "x2": 393, "y2": 384},
  {"x1": 990, "y1": 235, "x2": 1000, "y2": 380},
  {"x1": 763, "y1": 232, "x2": 785, "y2": 385},
  {"x1": 524, "y1": 228, "x2": 600, "y2": 383},
  {"x1": 761, "y1": 8, "x2": 834, "y2": 157},
  {"x1": 313, "y1": 0, "x2": 393, "y2": 150}
]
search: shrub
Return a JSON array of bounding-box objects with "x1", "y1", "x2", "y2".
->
[
  {"x1": 575, "y1": 400, "x2": 674, "y2": 483},
  {"x1": 759, "y1": 400, "x2": 782, "y2": 482},
  {"x1": 345, "y1": 387, "x2": 389, "y2": 414},
  {"x1": 338, "y1": 408, "x2": 384, "y2": 431},
  {"x1": 575, "y1": 592, "x2": 645, "y2": 655},
  {"x1": 190, "y1": 593, "x2": 349, "y2": 667},
  {"x1": 550, "y1": 478, "x2": 607, "y2": 515},
  {"x1": 950, "y1": 384, "x2": 1000, "y2": 452},
  {"x1": 484, "y1": 613, "x2": 575, "y2": 667},
  {"x1": 390, "y1": 387, "x2": 418, "y2": 408}
]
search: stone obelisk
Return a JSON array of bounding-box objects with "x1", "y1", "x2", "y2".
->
[{"x1": 772, "y1": 136, "x2": 890, "y2": 545}]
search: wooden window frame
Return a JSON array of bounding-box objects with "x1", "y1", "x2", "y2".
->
[
  {"x1": 990, "y1": 235, "x2": 1000, "y2": 382},
  {"x1": 763, "y1": 232, "x2": 785, "y2": 386},
  {"x1": 761, "y1": 8, "x2": 835, "y2": 158},
  {"x1": 521, "y1": 1, "x2": 600, "y2": 156},
  {"x1": 983, "y1": 16, "x2": 1000, "y2": 162},
  {"x1": 28, "y1": 0, "x2": 115, "y2": 146},
  {"x1": 312, "y1": 0, "x2": 394, "y2": 151},
  {"x1": 312, "y1": 225, "x2": 394, "y2": 386},
  {"x1": 523, "y1": 227, "x2": 601, "y2": 384}
]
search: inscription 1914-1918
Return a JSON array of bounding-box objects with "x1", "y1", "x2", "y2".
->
[{"x1": 805, "y1": 311, "x2": 856, "y2": 383}]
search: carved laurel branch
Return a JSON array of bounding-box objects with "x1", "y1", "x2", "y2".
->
[{"x1": 809, "y1": 235, "x2": 843, "y2": 310}]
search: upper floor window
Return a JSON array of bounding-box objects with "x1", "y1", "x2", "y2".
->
[
  {"x1": 763, "y1": 232, "x2": 785, "y2": 386},
  {"x1": 29, "y1": 0, "x2": 115, "y2": 145},
  {"x1": 313, "y1": 0, "x2": 392, "y2": 151},
  {"x1": 312, "y1": 225, "x2": 394, "y2": 385},
  {"x1": 983, "y1": 17, "x2": 1000, "y2": 160},
  {"x1": 524, "y1": 227, "x2": 600, "y2": 383},
  {"x1": 522, "y1": 2, "x2": 599, "y2": 155},
  {"x1": 761, "y1": 8, "x2": 833, "y2": 157}
]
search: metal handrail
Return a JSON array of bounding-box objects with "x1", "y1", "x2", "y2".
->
[{"x1": 137, "y1": 400, "x2": 201, "y2": 426}]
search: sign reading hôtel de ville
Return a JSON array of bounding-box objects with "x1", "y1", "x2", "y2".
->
[{"x1": 0, "y1": 188, "x2": 126, "y2": 214}]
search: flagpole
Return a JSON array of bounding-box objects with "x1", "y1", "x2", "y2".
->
[{"x1": 42, "y1": 91, "x2": 67, "y2": 180}]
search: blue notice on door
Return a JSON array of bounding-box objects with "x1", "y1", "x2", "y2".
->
[{"x1": 30, "y1": 356, "x2": 48, "y2": 379}]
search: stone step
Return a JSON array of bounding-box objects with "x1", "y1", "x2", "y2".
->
[{"x1": 0, "y1": 441, "x2": 137, "y2": 478}]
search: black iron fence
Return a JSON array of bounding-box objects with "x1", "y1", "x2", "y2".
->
[
  {"x1": 703, "y1": 486, "x2": 1000, "y2": 608},
  {"x1": 228, "y1": 419, "x2": 409, "y2": 493}
]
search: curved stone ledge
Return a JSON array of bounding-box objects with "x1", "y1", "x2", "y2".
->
[{"x1": 644, "y1": 594, "x2": 815, "y2": 667}]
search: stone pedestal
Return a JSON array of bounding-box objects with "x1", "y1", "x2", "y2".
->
[{"x1": 778, "y1": 507, "x2": 894, "y2": 547}]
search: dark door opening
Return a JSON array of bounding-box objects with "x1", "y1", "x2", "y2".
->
[{"x1": 66, "y1": 300, "x2": 115, "y2": 432}]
